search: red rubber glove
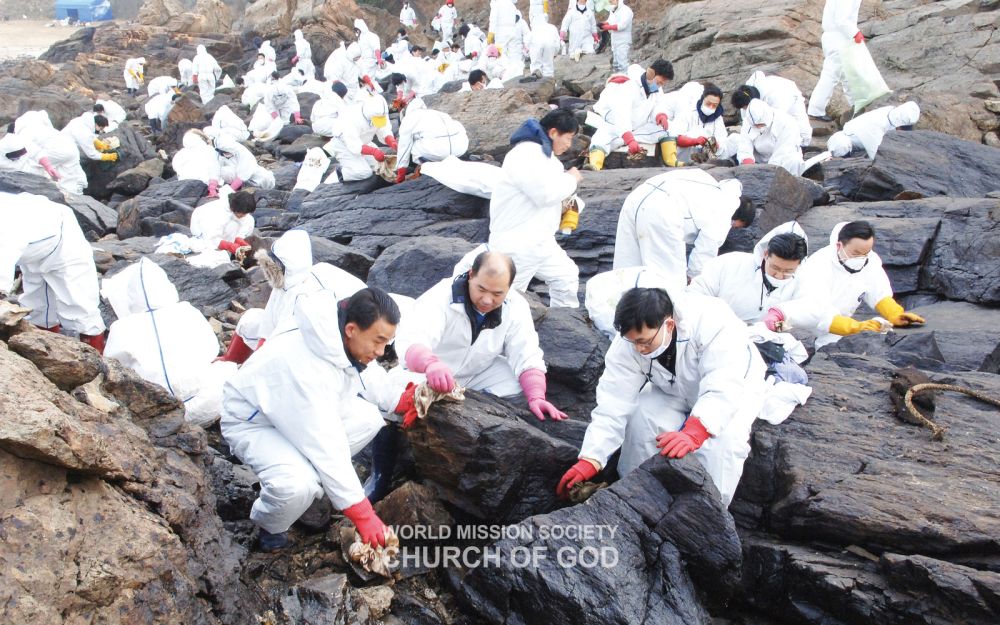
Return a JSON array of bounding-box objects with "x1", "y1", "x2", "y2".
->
[
  {"x1": 375, "y1": 49, "x2": 384, "y2": 65},
  {"x1": 622, "y1": 131, "x2": 642, "y2": 155},
  {"x1": 230, "y1": 177, "x2": 244, "y2": 191},
  {"x1": 600, "y1": 23, "x2": 617, "y2": 31},
  {"x1": 607, "y1": 75, "x2": 629, "y2": 84},
  {"x1": 593, "y1": 33, "x2": 600, "y2": 43},
  {"x1": 559, "y1": 31, "x2": 567, "y2": 40},
  {"x1": 676, "y1": 135, "x2": 707, "y2": 148},
  {"x1": 291, "y1": 55, "x2": 299, "y2": 65},
  {"x1": 293, "y1": 112, "x2": 304, "y2": 125},
  {"x1": 206, "y1": 179, "x2": 219, "y2": 197},
  {"x1": 762, "y1": 307, "x2": 785, "y2": 332},
  {"x1": 360, "y1": 144, "x2": 385, "y2": 162},
  {"x1": 217, "y1": 240, "x2": 241, "y2": 254},
  {"x1": 192, "y1": 74, "x2": 199, "y2": 84},
  {"x1": 270, "y1": 110, "x2": 279, "y2": 119},
  {"x1": 556, "y1": 460, "x2": 598, "y2": 499},
  {"x1": 395, "y1": 167, "x2": 407, "y2": 184},
  {"x1": 38, "y1": 157, "x2": 61, "y2": 180},
  {"x1": 384, "y1": 135, "x2": 398, "y2": 150},
  {"x1": 343, "y1": 499, "x2": 387, "y2": 547},
  {"x1": 234, "y1": 237, "x2": 249, "y2": 248},
  {"x1": 395, "y1": 382, "x2": 420, "y2": 428},
  {"x1": 655, "y1": 113, "x2": 669, "y2": 130},
  {"x1": 656, "y1": 416, "x2": 711, "y2": 459},
  {"x1": 519, "y1": 369, "x2": 567, "y2": 421},
  {"x1": 741, "y1": 158, "x2": 755, "y2": 165},
  {"x1": 362, "y1": 75, "x2": 377, "y2": 91},
  {"x1": 854, "y1": 31, "x2": 865, "y2": 44}
]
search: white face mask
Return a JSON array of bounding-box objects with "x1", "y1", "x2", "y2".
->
[
  {"x1": 838, "y1": 248, "x2": 869, "y2": 272},
  {"x1": 700, "y1": 104, "x2": 717, "y2": 116},
  {"x1": 767, "y1": 274, "x2": 793, "y2": 285},
  {"x1": 636, "y1": 322, "x2": 670, "y2": 360}
]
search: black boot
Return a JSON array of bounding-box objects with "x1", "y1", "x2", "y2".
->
[{"x1": 363, "y1": 423, "x2": 400, "y2": 504}]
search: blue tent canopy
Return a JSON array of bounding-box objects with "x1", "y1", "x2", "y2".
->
[{"x1": 55, "y1": 0, "x2": 114, "y2": 22}]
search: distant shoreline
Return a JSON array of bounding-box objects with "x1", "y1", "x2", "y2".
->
[{"x1": 0, "y1": 19, "x2": 83, "y2": 61}]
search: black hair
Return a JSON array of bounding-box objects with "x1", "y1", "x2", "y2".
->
[
  {"x1": 270, "y1": 70, "x2": 280, "y2": 80},
  {"x1": 701, "y1": 83, "x2": 723, "y2": 102},
  {"x1": 614, "y1": 288, "x2": 674, "y2": 336},
  {"x1": 331, "y1": 81, "x2": 348, "y2": 98},
  {"x1": 459, "y1": 24, "x2": 471, "y2": 38},
  {"x1": 468, "y1": 69, "x2": 487, "y2": 85},
  {"x1": 228, "y1": 190, "x2": 257, "y2": 215},
  {"x1": 389, "y1": 72, "x2": 407, "y2": 87},
  {"x1": 92, "y1": 103, "x2": 105, "y2": 113},
  {"x1": 93, "y1": 114, "x2": 109, "y2": 129},
  {"x1": 471, "y1": 251, "x2": 517, "y2": 286},
  {"x1": 540, "y1": 107, "x2": 579, "y2": 134},
  {"x1": 411, "y1": 45, "x2": 425, "y2": 54},
  {"x1": 732, "y1": 197, "x2": 755, "y2": 227},
  {"x1": 731, "y1": 85, "x2": 760, "y2": 109},
  {"x1": 398, "y1": 27, "x2": 407, "y2": 36},
  {"x1": 767, "y1": 233, "x2": 808, "y2": 261},
  {"x1": 649, "y1": 59, "x2": 674, "y2": 81},
  {"x1": 345, "y1": 287, "x2": 401, "y2": 329},
  {"x1": 837, "y1": 220, "x2": 875, "y2": 244}
]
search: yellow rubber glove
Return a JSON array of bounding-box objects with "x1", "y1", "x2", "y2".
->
[
  {"x1": 543, "y1": 0, "x2": 549, "y2": 14},
  {"x1": 486, "y1": 31, "x2": 495, "y2": 45},
  {"x1": 559, "y1": 209, "x2": 579, "y2": 233},
  {"x1": 828, "y1": 315, "x2": 882, "y2": 336},
  {"x1": 94, "y1": 139, "x2": 111, "y2": 151},
  {"x1": 100, "y1": 152, "x2": 119, "y2": 162},
  {"x1": 875, "y1": 297, "x2": 925, "y2": 327}
]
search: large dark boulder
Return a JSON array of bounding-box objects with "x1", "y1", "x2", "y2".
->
[
  {"x1": 821, "y1": 130, "x2": 1000, "y2": 202},
  {"x1": 367, "y1": 236, "x2": 472, "y2": 298},
  {"x1": 299, "y1": 175, "x2": 489, "y2": 258},
  {"x1": 455, "y1": 453, "x2": 741, "y2": 625},
  {"x1": 921, "y1": 199, "x2": 1000, "y2": 304},
  {"x1": 534, "y1": 307, "x2": 609, "y2": 420},
  {"x1": 309, "y1": 236, "x2": 375, "y2": 280},
  {"x1": 82, "y1": 125, "x2": 158, "y2": 201}
]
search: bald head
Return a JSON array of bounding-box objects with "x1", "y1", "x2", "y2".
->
[
  {"x1": 470, "y1": 251, "x2": 516, "y2": 286},
  {"x1": 467, "y1": 251, "x2": 516, "y2": 314}
]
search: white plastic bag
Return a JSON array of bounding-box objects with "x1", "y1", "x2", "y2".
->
[{"x1": 840, "y1": 41, "x2": 890, "y2": 113}]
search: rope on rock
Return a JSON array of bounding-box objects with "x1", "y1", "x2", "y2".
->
[{"x1": 904, "y1": 383, "x2": 1000, "y2": 441}]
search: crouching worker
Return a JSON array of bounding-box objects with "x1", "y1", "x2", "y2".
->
[
  {"x1": 557, "y1": 286, "x2": 766, "y2": 506},
  {"x1": 221, "y1": 288, "x2": 407, "y2": 551}
]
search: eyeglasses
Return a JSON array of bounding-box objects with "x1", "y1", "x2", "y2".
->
[
  {"x1": 765, "y1": 261, "x2": 798, "y2": 279},
  {"x1": 623, "y1": 320, "x2": 666, "y2": 348}
]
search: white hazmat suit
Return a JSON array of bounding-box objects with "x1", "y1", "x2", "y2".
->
[
  {"x1": 396, "y1": 101, "x2": 469, "y2": 169},
  {"x1": 746, "y1": 70, "x2": 812, "y2": 147},
  {"x1": 808, "y1": 0, "x2": 864, "y2": 117},
  {"x1": 606, "y1": 0, "x2": 633, "y2": 72},
  {"x1": 827, "y1": 102, "x2": 920, "y2": 159},
  {"x1": 192, "y1": 45, "x2": 223, "y2": 105}
]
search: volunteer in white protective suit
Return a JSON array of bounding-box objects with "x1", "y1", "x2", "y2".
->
[
  {"x1": 192, "y1": 45, "x2": 223, "y2": 105},
  {"x1": 727, "y1": 99, "x2": 829, "y2": 176},
  {"x1": 9, "y1": 111, "x2": 88, "y2": 194},
  {"x1": 689, "y1": 223, "x2": 809, "y2": 324},
  {"x1": 262, "y1": 80, "x2": 305, "y2": 126},
  {"x1": 764, "y1": 220, "x2": 925, "y2": 349},
  {"x1": 461, "y1": 23, "x2": 488, "y2": 60},
  {"x1": 213, "y1": 134, "x2": 276, "y2": 192},
  {"x1": 0, "y1": 133, "x2": 51, "y2": 180},
  {"x1": 600, "y1": 0, "x2": 632, "y2": 72},
  {"x1": 178, "y1": 58, "x2": 194, "y2": 87},
  {"x1": 808, "y1": 0, "x2": 864, "y2": 120},
  {"x1": 558, "y1": 286, "x2": 767, "y2": 506},
  {"x1": 488, "y1": 0, "x2": 517, "y2": 51},
  {"x1": 529, "y1": 0, "x2": 548, "y2": 26},
  {"x1": 741, "y1": 71, "x2": 812, "y2": 146},
  {"x1": 292, "y1": 29, "x2": 312, "y2": 67},
  {"x1": 62, "y1": 112, "x2": 118, "y2": 164},
  {"x1": 323, "y1": 95, "x2": 397, "y2": 183},
  {"x1": 488, "y1": 109, "x2": 581, "y2": 307},
  {"x1": 123, "y1": 57, "x2": 145, "y2": 96},
  {"x1": 436, "y1": 0, "x2": 459, "y2": 45},
  {"x1": 528, "y1": 19, "x2": 561, "y2": 78},
  {"x1": 827, "y1": 101, "x2": 920, "y2": 159},
  {"x1": 220, "y1": 229, "x2": 367, "y2": 363},
  {"x1": 93, "y1": 100, "x2": 127, "y2": 131},
  {"x1": 189, "y1": 189, "x2": 256, "y2": 256},
  {"x1": 506, "y1": 12, "x2": 531, "y2": 72},
  {"x1": 102, "y1": 257, "x2": 235, "y2": 427},
  {"x1": 613, "y1": 169, "x2": 755, "y2": 292},
  {"x1": 587, "y1": 60, "x2": 675, "y2": 170},
  {"x1": 211, "y1": 105, "x2": 251, "y2": 142},
  {"x1": 258, "y1": 40, "x2": 277, "y2": 64},
  {"x1": 400, "y1": 2, "x2": 418, "y2": 28},
  {"x1": 147, "y1": 75, "x2": 179, "y2": 97},
  {"x1": 244, "y1": 53, "x2": 276, "y2": 86},
  {"x1": 221, "y1": 287, "x2": 406, "y2": 551},
  {"x1": 145, "y1": 90, "x2": 181, "y2": 134},
  {"x1": 0, "y1": 192, "x2": 106, "y2": 352},
  {"x1": 173, "y1": 130, "x2": 222, "y2": 188},
  {"x1": 325, "y1": 43, "x2": 363, "y2": 101},
  {"x1": 354, "y1": 19, "x2": 384, "y2": 77},
  {"x1": 393, "y1": 98, "x2": 469, "y2": 183},
  {"x1": 389, "y1": 57, "x2": 440, "y2": 99},
  {"x1": 310, "y1": 82, "x2": 350, "y2": 137},
  {"x1": 670, "y1": 83, "x2": 729, "y2": 158},
  {"x1": 372, "y1": 251, "x2": 565, "y2": 501},
  {"x1": 560, "y1": 0, "x2": 599, "y2": 61}
]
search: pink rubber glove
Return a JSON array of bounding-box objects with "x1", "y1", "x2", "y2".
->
[
  {"x1": 519, "y1": 368, "x2": 567, "y2": 421},
  {"x1": 291, "y1": 55, "x2": 300, "y2": 65},
  {"x1": 38, "y1": 157, "x2": 60, "y2": 180},
  {"x1": 741, "y1": 158, "x2": 755, "y2": 165},
  {"x1": 230, "y1": 177, "x2": 243, "y2": 191},
  {"x1": 270, "y1": 110, "x2": 279, "y2": 119},
  {"x1": 405, "y1": 344, "x2": 455, "y2": 393},
  {"x1": 655, "y1": 113, "x2": 669, "y2": 131},
  {"x1": 593, "y1": 33, "x2": 600, "y2": 43},
  {"x1": 762, "y1": 307, "x2": 785, "y2": 332},
  {"x1": 560, "y1": 31, "x2": 567, "y2": 40},
  {"x1": 207, "y1": 179, "x2": 219, "y2": 197},
  {"x1": 293, "y1": 111, "x2": 304, "y2": 125}
]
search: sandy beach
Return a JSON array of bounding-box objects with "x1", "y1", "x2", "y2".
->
[{"x1": 0, "y1": 20, "x2": 82, "y2": 61}]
